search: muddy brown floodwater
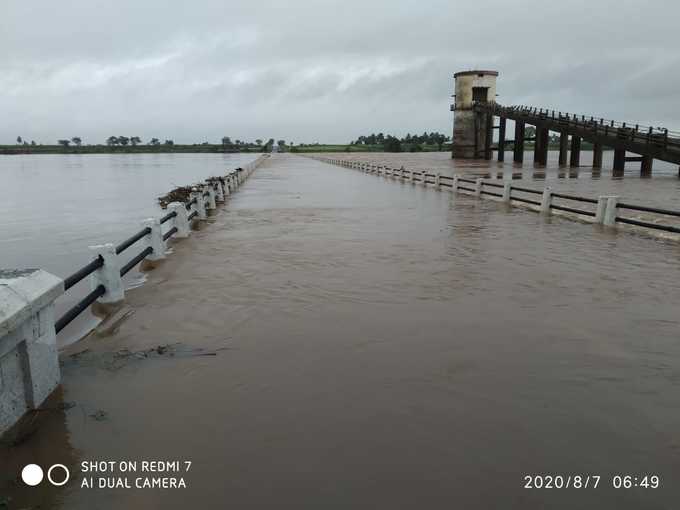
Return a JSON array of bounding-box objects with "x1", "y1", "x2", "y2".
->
[{"x1": 2, "y1": 153, "x2": 680, "y2": 509}]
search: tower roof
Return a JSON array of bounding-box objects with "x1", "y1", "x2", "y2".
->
[{"x1": 453, "y1": 70, "x2": 499, "y2": 78}]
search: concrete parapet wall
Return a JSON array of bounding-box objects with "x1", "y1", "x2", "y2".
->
[{"x1": 0, "y1": 269, "x2": 63, "y2": 435}]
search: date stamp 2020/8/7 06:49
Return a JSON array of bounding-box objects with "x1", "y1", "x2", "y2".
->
[{"x1": 523, "y1": 475, "x2": 660, "y2": 489}]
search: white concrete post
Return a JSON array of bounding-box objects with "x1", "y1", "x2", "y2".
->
[
  {"x1": 435, "y1": 173, "x2": 441, "y2": 189},
  {"x1": 192, "y1": 188, "x2": 207, "y2": 220},
  {"x1": 401, "y1": 166, "x2": 406, "y2": 180},
  {"x1": 0, "y1": 269, "x2": 63, "y2": 435},
  {"x1": 89, "y1": 243, "x2": 124, "y2": 304},
  {"x1": 167, "y1": 202, "x2": 190, "y2": 238},
  {"x1": 409, "y1": 170, "x2": 414, "y2": 183},
  {"x1": 475, "y1": 178, "x2": 483, "y2": 197},
  {"x1": 452, "y1": 175, "x2": 459, "y2": 192},
  {"x1": 422, "y1": 171, "x2": 429, "y2": 187},
  {"x1": 224, "y1": 176, "x2": 232, "y2": 196},
  {"x1": 206, "y1": 185, "x2": 217, "y2": 210},
  {"x1": 142, "y1": 217, "x2": 165, "y2": 261},
  {"x1": 215, "y1": 180, "x2": 225, "y2": 202},
  {"x1": 502, "y1": 182, "x2": 512, "y2": 203},
  {"x1": 603, "y1": 196, "x2": 619, "y2": 227},
  {"x1": 540, "y1": 187, "x2": 553, "y2": 214}
]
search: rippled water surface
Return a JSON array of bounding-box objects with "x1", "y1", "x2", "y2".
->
[{"x1": 2, "y1": 153, "x2": 680, "y2": 509}]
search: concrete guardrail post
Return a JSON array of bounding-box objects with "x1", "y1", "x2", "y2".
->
[
  {"x1": 422, "y1": 172, "x2": 428, "y2": 187},
  {"x1": 192, "y1": 188, "x2": 207, "y2": 220},
  {"x1": 540, "y1": 187, "x2": 553, "y2": 214},
  {"x1": 600, "y1": 196, "x2": 619, "y2": 226},
  {"x1": 167, "y1": 202, "x2": 190, "y2": 238},
  {"x1": 89, "y1": 243, "x2": 124, "y2": 304},
  {"x1": 435, "y1": 173, "x2": 441, "y2": 189},
  {"x1": 206, "y1": 185, "x2": 217, "y2": 210},
  {"x1": 409, "y1": 170, "x2": 414, "y2": 183},
  {"x1": 452, "y1": 175, "x2": 459, "y2": 192},
  {"x1": 0, "y1": 269, "x2": 64, "y2": 435},
  {"x1": 215, "y1": 181, "x2": 225, "y2": 202},
  {"x1": 475, "y1": 178, "x2": 483, "y2": 197},
  {"x1": 224, "y1": 175, "x2": 232, "y2": 196},
  {"x1": 502, "y1": 182, "x2": 512, "y2": 203},
  {"x1": 142, "y1": 217, "x2": 165, "y2": 261}
]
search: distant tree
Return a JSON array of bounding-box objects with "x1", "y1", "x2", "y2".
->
[
  {"x1": 384, "y1": 135, "x2": 401, "y2": 152},
  {"x1": 164, "y1": 139, "x2": 174, "y2": 146},
  {"x1": 525, "y1": 126, "x2": 536, "y2": 140},
  {"x1": 255, "y1": 139, "x2": 262, "y2": 146},
  {"x1": 30, "y1": 140, "x2": 36, "y2": 146},
  {"x1": 130, "y1": 136, "x2": 141, "y2": 146},
  {"x1": 58, "y1": 139, "x2": 71, "y2": 147},
  {"x1": 118, "y1": 136, "x2": 130, "y2": 146},
  {"x1": 16, "y1": 136, "x2": 22, "y2": 144},
  {"x1": 149, "y1": 138, "x2": 160, "y2": 146},
  {"x1": 221, "y1": 136, "x2": 232, "y2": 147},
  {"x1": 71, "y1": 137, "x2": 82, "y2": 146},
  {"x1": 106, "y1": 136, "x2": 119, "y2": 146}
]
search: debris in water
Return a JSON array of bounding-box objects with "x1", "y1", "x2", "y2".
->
[{"x1": 89, "y1": 410, "x2": 108, "y2": 421}]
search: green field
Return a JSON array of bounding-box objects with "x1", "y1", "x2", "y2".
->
[{"x1": 0, "y1": 144, "x2": 266, "y2": 155}]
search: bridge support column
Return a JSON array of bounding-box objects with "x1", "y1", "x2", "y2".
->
[
  {"x1": 534, "y1": 127, "x2": 549, "y2": 166},
  {"x1": 640, "y1": 155, "x2": 653, "y2": 177},
  {"x1": 569, "y1": 136, "x2": 581, "y2": 167},
  {"x1": 558, "y1": 132, "x2": 569, "y2": 166},
  {"x1": 513, "y1": 121, "x2": 525, "y2": 163},
  {"x1": 592, "y1": 143, "x2": 603, "y2": 168},
  {"x1": 484, "y1": 113, "x2": 494, "y2": 160},
  {"x1": 497, "y1": 117, "x2": 506, "y2": 162},
  {"x1": 613, "y1": 148, "x2": 626, "y2": 177}
]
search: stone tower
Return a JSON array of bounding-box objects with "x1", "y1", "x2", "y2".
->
[{"x1": 451, "y1": 70, "x2": 498, "y2": 159}]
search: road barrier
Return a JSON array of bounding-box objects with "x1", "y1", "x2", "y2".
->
[{"x1": 311, "y1": 156, "x2": 680, "y2": 236}]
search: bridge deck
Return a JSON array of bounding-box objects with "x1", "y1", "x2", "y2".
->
[
  {"x1": 4, "y1": 154, "x2": 680, "y2": 509},
  {"x1": 478, "y1": 103, "x2": 680, "y2": 165}
]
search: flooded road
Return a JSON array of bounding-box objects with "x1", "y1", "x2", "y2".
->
[{"x1": 2, "y1": 153, "x2": 680, "y2": 509}]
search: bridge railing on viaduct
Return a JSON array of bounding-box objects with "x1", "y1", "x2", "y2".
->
[
  {"x1": 311, "y1": 157, "x2": 680, "y2": 237},
  {"x1": 0, "y1": 154, "x2": 269, "y2": 437},
  {"x1": 473, "y1": 102, "x2": 680, "y2": 175}
]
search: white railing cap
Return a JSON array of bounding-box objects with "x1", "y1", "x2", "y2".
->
[{"x1": 0, "y1": 269, "x2": 63, "y2": 337}]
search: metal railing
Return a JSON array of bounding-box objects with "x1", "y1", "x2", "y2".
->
[
  {"x1": 54, "y1": 156, "x2": 269, "y2": 336},
  {"x1": 312, "y1": 156, "x2": 680, "y2": 240},
  {"x1": 475, "y1": 102, "x2": 680, "y2": 151}
]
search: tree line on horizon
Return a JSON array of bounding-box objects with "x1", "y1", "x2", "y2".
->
[
  {"x1": 11, "y1": 135, "x2": 275, "y2": 148},
  {"x1": 351, "y1": 131, "x2": 451, "y2": 152}
]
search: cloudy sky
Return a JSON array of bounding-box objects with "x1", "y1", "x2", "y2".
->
[{"x1": 1, "y1": 0, "x2": 678, "y2": 145}]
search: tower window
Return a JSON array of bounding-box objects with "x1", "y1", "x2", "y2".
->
[{"x1": 472, "y1": 87, "x2": 489, "y2": 102}]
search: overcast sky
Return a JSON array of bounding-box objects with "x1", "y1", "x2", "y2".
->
[{"x1": 1, "y1": 0, "x2": 678, "y2": 145}]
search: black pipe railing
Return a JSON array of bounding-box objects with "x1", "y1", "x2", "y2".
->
[
  {"x1": 120, "y1": 247, "x2": 154, "y2": 277},
  {"x1": 162, "y1": 227, "x2": 178, "y2": 241},
  {"x1": 54, "y1": 285, "x2": 106, "y2": 334},
  {"x1": 115, "y1": 227, "x2": 151, "y2": 255},
  {"x1": 617, "y1": 202, "x2": 680, "y2": 218},
  {"x1": 188, "y1": 210, "x2": 198, "y2": 221},
  {"x1": 63, "y1": 255, "x2": 103, "y2": 291},
  {"x1": 552, "y1": 192, "x2": 598, "y2": 204},
  {"x1": 160, "y1": 210, "x2": 177, "y2": 224}
]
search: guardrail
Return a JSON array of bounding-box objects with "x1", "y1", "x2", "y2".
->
[
  {"x1": 54, "y1": 154, "x2": 269, "y2": 335},
  {"x1": 310, "y1": 156, "x2": 680, "y2": 238}
]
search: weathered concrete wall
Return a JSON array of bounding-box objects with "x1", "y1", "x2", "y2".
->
[
  {"x1": 0, "y1": 269, "x2": 63, "y2": 435},
  {"x1": 452, "y1": 70, "x2": 498, "y2": 159}
]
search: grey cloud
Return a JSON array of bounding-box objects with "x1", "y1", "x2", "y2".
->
[{"x1": 1, "y1": 0, "x2": 678, "y2": 144}]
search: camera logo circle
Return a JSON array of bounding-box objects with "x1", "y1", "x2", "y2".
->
[
  {"x1": 21, "y1": 464, "x2": 70, "y2": 487},
  {"x1": 21, "y1": 464, "x2": 43, "y2": 486}
]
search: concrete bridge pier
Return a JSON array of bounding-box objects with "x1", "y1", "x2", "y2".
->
[
  {"x1": 641, "y1": 155, "x2": 653, "y2": 177},
  {"x1": 558, "y1": 132, "x2": 569, "y2": 166},
  {"x1": 593, "y1": 142, "x2": 603, "y2": 168},
  {"x1": 570, "y1": 136, "x2": 581, "y2": 167},
  {"x1": 497, "y1": 117, "x2": 506, "y2": 161},
  {"x1": 613, "y1": 148, "x2": 626, "y2": 177},
  {"x1": 513, "y1": 121, "x2": 525, "y2": 163},
  {"x1": 451, "y1": 70, "x2": 498, "y2": 159},
  {"x1": 534, "y1": 127, "x2": 549, "y2": 166}
]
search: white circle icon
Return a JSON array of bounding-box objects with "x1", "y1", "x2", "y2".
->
[
  {"x1": 47, "y1": 464, "x2": 70, "y2": 487},
  {"x1": 21, "y1": 464, "x2": 44, "y2": 486}
]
